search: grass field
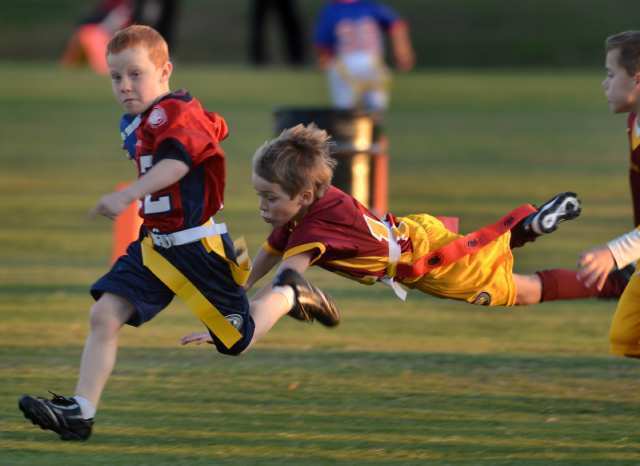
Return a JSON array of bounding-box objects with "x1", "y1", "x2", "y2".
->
[{"x1": 1, "y1": 63, "x2": 640, "y2": 465}]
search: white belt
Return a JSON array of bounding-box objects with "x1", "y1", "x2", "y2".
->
[
  {"x1": 150, "y1": 218, "x2": 227, "y2": 249},
  {"x1": 380, "y1": 218, "x2": 408, "y2": 301}
]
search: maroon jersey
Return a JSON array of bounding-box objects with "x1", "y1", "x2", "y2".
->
[
  {"x1": 627, "y1": 112, "x2": 640, "y2": 226},
  {"x1": 130, "y1": 90, "x2": 228, "y2": 232},
  {"x1": 266, "y1": 186, "x2": 413, "y2": 282}
]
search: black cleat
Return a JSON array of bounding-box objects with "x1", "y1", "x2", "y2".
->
[
  {"x1": 527, "y1": 192, "x2": 581, "y2": 235},
  {"x1": 19, "y1": 392, "x2": 93, "y2": 441},
  {"x1": 273, "y1": 269, "x2": 340, "y2": 327}
]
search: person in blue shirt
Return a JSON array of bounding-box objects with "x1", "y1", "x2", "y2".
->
[{"x1": 313, "y1": 0, "x2": 415, "y2": 112}]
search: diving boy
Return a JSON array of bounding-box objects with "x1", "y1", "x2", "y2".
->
[{"x1": 182, "y1": 123, "x2": 600, "y2": 348}]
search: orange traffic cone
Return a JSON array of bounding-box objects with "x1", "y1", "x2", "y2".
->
[
  {"x1": 111, "y1": 183, "x2": 143, "y2": 264},
  {"x1": 60, "y1": 24, "x2": 111, "y2": 75}
]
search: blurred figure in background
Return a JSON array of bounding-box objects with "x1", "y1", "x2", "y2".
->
[
  {"x1": 60, "y1": 0, "x2": 133, "y2": 74},
  {"x1": 133, "y1": 0, "x2": 180, "y2": 52},
  {"x1": 249, "y1": 0, "x2": 305, "y2": 66},
  {"x1": 61, "y1": 0, "x2": 179, "y2": 74},
  {"x1": 313, "y1": 0, "x2": 415, "y2": 113}
]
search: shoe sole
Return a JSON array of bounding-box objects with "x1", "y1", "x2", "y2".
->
[
  {"x1": 311, "y1": 287, "x2": 340, "y2": 327},
  {"x1": 535, "y1": 193, "x2": 581, "y2": 234},
  {"x1": 18, "y1": 396, "x2": 87, "y2": 441}
]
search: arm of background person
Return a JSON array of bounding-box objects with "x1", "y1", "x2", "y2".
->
[{"x1": 389, "y1": 21, "x2": 415, "y2": 72}]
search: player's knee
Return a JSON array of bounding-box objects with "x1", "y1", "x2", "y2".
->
[{"x1": 89, "y1": 295, "x2": 131, "y2": 335}]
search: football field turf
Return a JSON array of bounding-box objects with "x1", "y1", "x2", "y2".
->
[{"x1": 1, "y1": 63, "x2": 639, "y2": 465}]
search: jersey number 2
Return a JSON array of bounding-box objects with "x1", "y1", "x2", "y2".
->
[{"x1": 139, "y1": 155, "x2": 171, "y2": 214}]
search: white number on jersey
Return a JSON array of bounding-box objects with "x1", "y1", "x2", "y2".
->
[{"x1": 139, "y1": 155, "x2": 171, "y2": 214}]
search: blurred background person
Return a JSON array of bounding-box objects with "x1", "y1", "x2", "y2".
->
[
  {"x1": 60, "y1": 0, "x2": 133, "y2": 74},
  {"x1": 61, "y1": 0, "x2": 179, "y2": 74},
  {"x1": 313, "y1": 0, "x2": 415, "y2": 113},
  {"x1": 249, "y1": 0, "x2": 305, "y2": 66},
  {"x1": 133, "y1": 0, "x2": 180, "y2": 52}
]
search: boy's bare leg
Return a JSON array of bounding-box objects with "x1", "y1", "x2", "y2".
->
[
  {"x1": 75, "y1": 293, "x2": 135, "y2": 408},
  {"x1": 181, "y1": 269, "x2": 340, "y2": 348},
  {"x1": 180, "y1": 294, "x2": 292, "y2": 348},
  {"x1": 18, "y1": 292, "x2": 134, "y2": 441},
  {"x1": 243, "y1": 291, "x2": 293, "y2": 351},
  {"x1": 513, "y1": 273, "x2": 543, "y2": 305}
]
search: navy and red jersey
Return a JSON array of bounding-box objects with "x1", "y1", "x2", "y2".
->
[
  {"x1": 265, "y1": 186, "x2": 413, "y2": 282},
  {"x1": 119, "y1": 90, "x2": 228, "y2": 233},
  {"x1": 314, "y1": 0, "x2": 402, "y2": 57}
]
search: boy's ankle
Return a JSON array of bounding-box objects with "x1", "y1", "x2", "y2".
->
[{"x1": 73, "y1": 395, "x2": 96, "y2": 420}]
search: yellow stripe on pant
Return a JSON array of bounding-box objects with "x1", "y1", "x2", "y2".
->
[{"x1": 141, "y1": 237, "x2": 242, "y2": 349}]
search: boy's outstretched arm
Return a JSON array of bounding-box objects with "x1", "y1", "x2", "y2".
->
[
  {"x1": 245, "y1": 247, "x2": 282, "y2": 292},
  {"x1": 90, "y1": 159, "x2": 189, "y2": 219}
]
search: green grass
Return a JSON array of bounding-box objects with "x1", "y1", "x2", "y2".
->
[{"x1": 1, "y1": 63, "x2": 639, "y2": 465}]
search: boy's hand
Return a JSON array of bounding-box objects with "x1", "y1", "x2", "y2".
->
[
  {"x1": 180, "y1": 332, "x2": 213, "y2": 346},
  {"x1": 89, "y1": 191, "x2": 134, "y2": 220},
  {"x1": 577, "y1": 245, "x2": 616, "y2": 290}
]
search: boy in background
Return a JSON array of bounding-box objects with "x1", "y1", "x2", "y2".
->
[
  {"x1": 578, "y1": 31, "x2": 640, "y2": 357},
  {"x1": 19, "y1": 25, "x2": 337, "y2": 441},
  {"x1": 313, "y1": 0, "x2": 415, "y2": 113}
]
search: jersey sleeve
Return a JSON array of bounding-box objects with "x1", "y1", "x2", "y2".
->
[
  {"x1": 265, "y1": 226, "x2": 289, "y2": 255},
  {"x1": 144, "y1": 99, "x2": 228, "y2": 167},
  {"x1": 266, "y1": 221, "x2": 329, "y2": 264},
  {"x1": 283, "y1": 221, "x2": 328, "y2": 263},
  {"x1": 608, "y1": 227, "x2": 640, "y2": 269}
]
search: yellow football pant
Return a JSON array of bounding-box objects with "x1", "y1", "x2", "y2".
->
[
  {"x1": 399, "y1": 214, "x2": 516, "y2": 306},
  {"x1": 609, "y1": 269, "x2": 640, "y2": 357}
]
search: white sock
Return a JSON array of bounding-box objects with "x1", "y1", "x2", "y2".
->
[
  {"x1": 272, "y1": 285, "x2": 296, "y2": 310},
  {"x1": 73, "y1": 395, "x2": 96, "y2": 419}
]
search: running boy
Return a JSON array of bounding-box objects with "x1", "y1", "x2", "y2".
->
[
  {"x1": 18, "y1": 25, "x2": 337, "y2": 441},
  {"x1": 578, "y1": 31, "x2": 640, "y2": 357},
  {"x1": 182, "y1": 123, "x2": 595, "y2": 351},
  {"x1": 314, "y1": 0, "x2": 415, "y2": 112}
]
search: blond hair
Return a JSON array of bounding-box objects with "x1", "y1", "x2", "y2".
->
[
  {"x1": 606, "y1": 31, "x2": 640, "y2": 76},
  {"x1": 107, "y1": 25, "x2": 169, "y2": 67},
  {"x1": 253, "y1": 124, "x2": 337, "y2": 199}
]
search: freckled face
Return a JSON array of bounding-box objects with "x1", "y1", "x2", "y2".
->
[
  {"x1": 252, "y1": 173, "x2": 309, "y2": 229},
  {"x1": 602, "y1": 49, "x2": 640, "y2": 114},
  {"x1": 107, "y1": 46, "x2": 172, "y2": 114}
]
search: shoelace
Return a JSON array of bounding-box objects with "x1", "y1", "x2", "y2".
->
[{"x1": 48, "y1": 391, "x2": 75, "y2": 406}]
